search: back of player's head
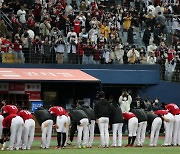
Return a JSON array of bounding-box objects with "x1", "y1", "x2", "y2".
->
[
  {"x1": 77, "y1": 100, "x2": 84, "y2": 106},
  {"x1": 99, "y1": 91, "x2": 105, "y2": 99}
]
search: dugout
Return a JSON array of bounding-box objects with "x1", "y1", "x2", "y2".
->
[{"x1": 0, "y1": 68, "x2": 101, "y2": 111}]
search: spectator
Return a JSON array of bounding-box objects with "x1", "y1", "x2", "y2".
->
[
  {"x1": 32, "y1": 35, "x2": 43, "y2": 63},
  {"x1": 147, "y1": 51, "x2": 157, "y2": 64},
  {"x1": 0, "y1": 19, "x2": 7, "y2": 38},
  {"x1": 123, "y1": 12, "x2": 132, "y2": 31},
  {"x1": 42, "y1": 36, "x2": 51, "y2": 63},
  {"x1": 127, "y1": 46, "x2": 140, "y2": 64},
  {"x1": 67, "y1": 27, "x2": 78, "y2": 64},
  {"x1": 12, "y1": 33, "x2": 24, "y2": 63},
  {"x1": 142, "y1": 26, "x2": 151, "y2": 48},
  {"x1": 21, "y1": 32, "x2": 30, "y2": 63},
  {"x1": 119, "y1": 91, "x2": 132, "y2": 113},
  {"x1": 54, "y1": 35, "x2": 66, "y2": 64},
  {"x1": 17, "y1": 5, "x2": 27, "y2": 32},
  {"x1": 39, "y1": 17, "x2": 51, "y2": 40}
]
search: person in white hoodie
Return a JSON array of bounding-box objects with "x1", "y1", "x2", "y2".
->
[{"x1": 119, "y1": 91, "x2": 132, "y2": 113}]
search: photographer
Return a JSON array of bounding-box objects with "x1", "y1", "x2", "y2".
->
[
  {"x1": 54, "y1": 35, "x2": 66, "y2": 64},
  {"x1": 147, "y1": 51, "x2": 157, "y2": 64},
  {"x1": 67, "y1": 27, "x2": 78, "y2": 64}
]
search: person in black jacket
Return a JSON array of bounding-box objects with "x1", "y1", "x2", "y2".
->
[
  {"x1": 69, "y1": 107, "x2": 89, "y2": 148},
  {"x1": 146, "y1": 112, "x2": 162, "y2": 147},
  {"x1": 77, "y1": 100, "x2": 95, "y2": 148},
  {"x1": 110, "y1": 97, "x2": 124, "y2": 147},
  {"x1": 94, "y1": 91, "x2": 111, "y2": 148},
  {"x1": 34, "y1": 107, "x2": 53, "y2": 149},
  {"x1": 130, "y1": 108, "x2": 147, "y2": 147}
]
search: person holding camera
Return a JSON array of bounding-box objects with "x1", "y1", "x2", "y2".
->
[
  {"x1": 147, "y1": 51, "x2": 157, "y2": 64},
  {"x1": 67, "y1": 27, "x2": 78, "y2": 64},
  {"x1": 127, "y1": 45, "x2": 140, "y2": 64},
  {"x1": 39, "y1": 17, "x2": 51, "y2": 40},
  {"x1": 54, "y1": 35, "x2": 66, "y2": 64}
]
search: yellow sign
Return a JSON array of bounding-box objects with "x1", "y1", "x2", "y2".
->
[{"x1": 2, "y1": 53, "x2": 21, "y2": 63}]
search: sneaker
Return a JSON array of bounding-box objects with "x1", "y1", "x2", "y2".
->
[
  {"x1": 98, "y1": 145, "x2": 105, "y2": 148},
  {"x1": 105, "y1": 145, "x2": 109, "y2": 148},
  {"x1": 111, "y1": 144, "x2": 117, "y2": 147},
  {"x1": 161, "y1": 144, "x2": 168, "y2": 147},
  {"x1": 67, "y1": 141, "x2": 72, "y2": 145},
  {"x1": 125, "y1": 144, "x2": 130, "y2": 147},
  {"x1": 82, "y1": 145, "x2": 86, "y2": 149},
  {"x1": 55, "y1": 146, "x2": 60, "y2": 149},
  {"x1": 130, "y1": 144, "x2": 134, "y2": 147},
  {"x1": 74, "y1": 145, "x2": 81, "y2": 149}
]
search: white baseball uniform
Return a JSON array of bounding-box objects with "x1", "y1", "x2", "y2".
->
[
  {"x1": 88, "y1": 120, "x2": 95, "y2": 147},
  {"x1": 56, "y1": 115, "x2": 69, "y2": 133},
  {"x1": 112, "y1": 123, "x2": 123, "y2": 146},
  {"x1": 0, "y1": 115, "x2": 4, "y2": 139},
  {"x1": 22, "y1": 119, "x2": 35, "y2": 150},
  {"x1": 77, "y1": 118, "x2": 89, "y2": 147},
  {"x1": 128, "y1": 117, "x2": 138, "y2": 137},
  {"x1": 149, "y1": 117, "x2": 162, "y2": 146},
  {"x1": 9, "y1": 116, "x2": 24, "y2": 150},
  {"x1": 98, "y1": 117, "x2": 109, "y2": 147},
  {"x1": 41, "y1": 119, "x2": 53, "y2": 149},
  {"x1": 164, "y1": 113, "x2": 174, "y2": 145},
  {"x1": 136, "y1": 121, "x2": 147, "y2": 146}
]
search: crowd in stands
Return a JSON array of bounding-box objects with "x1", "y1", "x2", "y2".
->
[{"x1": 0, "y1": 0, "x2": 180, "y2": 80}]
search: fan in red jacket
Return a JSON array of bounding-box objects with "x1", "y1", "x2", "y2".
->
[
  {"x1": 2, "y1": 114, "x2": 24, "y2": 150},
  {"x1": 18, "y1": 110, "x2": 35, "y2": 150},
  {"x1": 165, "y1": 103, "x2": 180, "y2": 146},
  {"x1": 154, "y1": 109, "x2": 174, "y2": 146},
  {"x1": 123, "y1": 112, "x2": 138, "y2": 147}
]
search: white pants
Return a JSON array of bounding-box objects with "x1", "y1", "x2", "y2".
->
[
  {"x1": 136, "y1": 121, "x2": 147, "y2": 146},
  {"x1": 149, "y1": 117, "x2": 162, "y2": 146},
  {"x1": 9, "y1": 116, "x2": 24, "y2": 150},
  {"x1": 112, "y1": 123, "x2": 123, "y2": 146},
  {"x1": 128, "y1": 117, "x2": 138, "y2": 137},
  {"x1": 98, "y1": 117, "x2": 109, "y2": 146},
  {"x1": 22, "y1": 119, "x2": 35, "y2": 149},
  {"x1": 0, "y1": 115, "x2": 4, "y2": 139},
  {"x1": 164, "y1": 113, "x2": 174, "y2": 145},
  {"x1": 56, "y1": 115, "x2": 69, "y2": 133},
  {"x1": 172, "y1": 114, "x2": 180, "y2": 145},
  {"x1": 88, "y1": 120, "x2": 95, "y2": 146},
  {"x1": 41, "y1": 119, "x2": 53, "y2": 148},
  {"x1": 77, "y1": 118, "x2": 89, "y2": 146}
]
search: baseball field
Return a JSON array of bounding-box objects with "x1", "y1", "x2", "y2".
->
[{"x1": 1, "y1": 137, "x2": 180, "y2": 154}]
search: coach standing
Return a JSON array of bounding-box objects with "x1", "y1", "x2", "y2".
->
[
  {"x1": 110, "y1": 99, "x2": 124, "y2": 147},
  {"x1": 94, "y1": 91, "x2": 111, "y2": 148}
]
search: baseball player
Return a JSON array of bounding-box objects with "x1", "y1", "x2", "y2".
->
[
  {"x1": 146, "y1": 112, "x2": 162, "y2": 146},
  {"x1": 76, "y1": 100, "x2": 96, "y2": 148},
  {"x1": 1, "y1": 104, "x2": 18, "y2": 116},
  {"x1": 34, "y1": 107, "x2": 53, "y2": 149},
  {"x1": 94, "y1": 91, "x2": 111, "y2": 148},
  {"x1": 0, "y1": 113, "x2": 4, "y2": 140},
  {"x1": 18, "y1": 110, "x2": 35, "y2": 150},
  {"x1": 154, "y1": 109, "x2": 174, "y2": 146},
  {"x1": 131, "y1": 108, "x2": 147, "y2": 147},
  {"x1": 165, "y1": 103, "x2": 180, "y2": 146},
  {"x1": 70, "y1": 107, "x2": 89, "y2": 148},
  {"x1": 2, "y1": 114, "x2": 24, "y2": 150},
  {"x1": 123, "y1": 112, "x2": 138, "y2": 147},
  {"x1": 49, "y1": 106, "x2": 69, "y2": 149},
  {"x1": 110, "y1": 100, "x2": 123, "y2": 147}
]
